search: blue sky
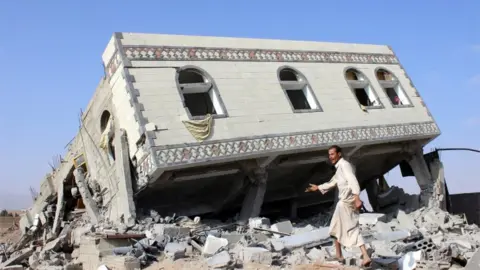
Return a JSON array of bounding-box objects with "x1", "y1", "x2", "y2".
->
[{"x1": 0, "y1": 1, "x2": 479, "y2": 210}]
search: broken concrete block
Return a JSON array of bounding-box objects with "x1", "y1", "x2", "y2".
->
[
  {"x1": 74, "y1": 168, "x2": 100, "y2": 224},
  {"x1": 465, "y1": 248, "x2": 480, "y2": 270},
  {"x1": 370, "y1": 241, "x2": 398, "y2": 257},
  {"x1": 221, "y1": 233, "x2": 244, "y2": 248},
  {"x1": 270, "y1": 220, "x2": 293, "y2": 238},
  {"x1": 153, "y1": 224, "x2": 190, "y2": 239},
  {"x1": 237, "y1": 247, "x2": 272, "y2": 265},
  {"x1": 39, "y1": 211, "x2": 48, "y2": 226},
  {"x1": 397, "y1": 250, "x2": 422, "y2": 270},
  {"x1": 2, "y1": 266, "x2": 25, "y2": 270},
  {"x1": 286, "y1": 248, "x2": 308, "y2": 265},
  {"x1": 28, "y1": 251, "x2": 40, "y2": 269},
  {"x1": 248, "y1": 217, "x2": 270, "y2": 229},
  {"x1": 270, "y1": 227, "x2": 331, "y2": 251},
  {"x1": 164, "y1": 242, "x2": 187, "y2": 260},
  {"x1": 397, "y1": 210, "x2": 417, "y2": 231},
  {"x1": 374, "y1": 221, "x2": 393, "y2": 233},
  {"x1": 202, "y1": 235, "x2": 228, "y2": 256},
  {"x1": 359, "y1": 213, "x2": 386, "y2": 225},
  {"x1": 306, "y1": 248, "x2": 327, "y2": 262},
  {"x1": 206, "y1": 251, "x2": 231, "y2": 268},
  {"x1": 372, "y1": 230, "x2": 410, "y2": 243},
  {"x1": 100, "y1": 255, "x2": 140, "y2": 270},
  {"x1": 0, "y1": 247, "x2": 34, "y2": 268},
  {"x1": 44, "y1": 238, "x2": 62, "y2": 252}
]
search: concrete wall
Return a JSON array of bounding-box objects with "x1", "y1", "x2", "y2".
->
[
  {"x1": 449, "y1": 192, "x2": 480, "y2": 226},
  {"x1": 110, "y1": 33, "x2": 434, "y2": 146},
  {"x1": 77, "y1": 79, "x2": 119, "y2": 210}
]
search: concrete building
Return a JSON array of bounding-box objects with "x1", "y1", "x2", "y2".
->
[{"x1": 21, "y1": 33, "x2": 441, "y2": 230}]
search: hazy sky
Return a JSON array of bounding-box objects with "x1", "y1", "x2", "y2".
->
[{"x1": 0, "y1": 1, "x2": 479, "y2": 210}]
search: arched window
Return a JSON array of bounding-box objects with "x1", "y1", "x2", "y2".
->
[
  {"x1": 376, "y1": 68, "x2": 412, "y2": 107},
  {"x1": 176, "y1": 66, "x2": 227, "y2": 118},
  {"x1": 100, "y1": 110, "x2": 111, "y2": 133},
  {"x1": 99, "y1": 110, "x2": 115, "y2": 162},
  {"x1": 345, "y1": 68, "x2": 383, "y2": 109},
  {"x1": 278, "y1": 67, "x2": 321, "y2": 112}
]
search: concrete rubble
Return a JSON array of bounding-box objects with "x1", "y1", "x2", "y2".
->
[{"x1": 2, "y1": 183, "x2": 480, "y2": 270}]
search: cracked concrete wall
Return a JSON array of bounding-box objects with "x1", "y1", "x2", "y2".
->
[{"x1": 77, "y1": 79, "x2": 122, "y2": 217}]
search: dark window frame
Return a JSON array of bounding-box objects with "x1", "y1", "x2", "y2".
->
[
  {"x1": 277, "y1": 66, "x2": 322, "y2": 113},
  {"x1": 344, "y1": 67, "x2": 384, "y2": 110},
  {"x1": 175, "y1": 66, "x2": 228, "y2": 120},
  {"x1": 375, "y1": 67, "x2": 414, "y2": 108}
]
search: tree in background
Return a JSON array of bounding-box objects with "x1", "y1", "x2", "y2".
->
[{"x1": 0, "y1": 209, "x2": 9, "y2": 216}]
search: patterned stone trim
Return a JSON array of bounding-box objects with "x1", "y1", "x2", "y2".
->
[
  {"x1": 122, "y1": 46, "x2": 399, "y2": 64},
  {"x1": 105, "y1": 51, "x2": 121, "y2": 80},
  {"x1": 136, "y1": 122, "x2": 439, "y2": 175}
]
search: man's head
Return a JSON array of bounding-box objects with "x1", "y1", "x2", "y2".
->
[{"x1": 328, "y1": 145, "x2": 342, "y2": 165}]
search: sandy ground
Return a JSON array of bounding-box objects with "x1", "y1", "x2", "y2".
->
[
  {"x1": 145, "y1": 258, "x2": 363, "y2": 270},
  {"x1": 0, "y1": 227, "x2": 21, "y2": 244}
]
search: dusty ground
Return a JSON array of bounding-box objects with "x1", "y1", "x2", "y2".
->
[
  {"x1": 0, "y1": 226, "x2": 21, "y2": 244},
  {"x1": 145, "y1": 259, "x2": 362, "y2": 270}
]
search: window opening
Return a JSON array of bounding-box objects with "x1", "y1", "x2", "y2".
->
[
  {"x1": 177, "y1": 67, "x2": 226, "y2": 118},
  {"x1": 345, "y1": 68, "x2": 381, "y2": 108},
  {"x1": 278, "y1": 67, "x2": 320, "y2": 112},
  {"x1": 376, "y1": 69, "x2": 411, "y2": 106}
]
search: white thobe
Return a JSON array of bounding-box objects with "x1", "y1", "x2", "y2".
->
[{"x1": 319, "y1": 158, "x2": 364, "y2": 247}]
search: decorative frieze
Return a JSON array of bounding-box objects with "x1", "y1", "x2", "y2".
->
[
  {"x1": 134, "y1": 122, "x2": 440, "y2": 174},
  {"x1": 122, "y1": 46, "x2": 399, "y2": 64}
]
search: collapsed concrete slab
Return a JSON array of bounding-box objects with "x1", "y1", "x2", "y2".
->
[{"x1": 270, "y1": 227, "x2": 331, "y2": 251}]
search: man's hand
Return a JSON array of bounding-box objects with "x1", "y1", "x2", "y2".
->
[
  {"x1": 353, "y1": 195, "x2": 363, "y2": 211},
  {"x1": 305, "y1": 184, "x2": 319, "y2": 192}
]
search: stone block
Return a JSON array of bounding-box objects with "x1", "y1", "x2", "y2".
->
[
  {"x1": 2, "y1": 266, "x2": 25, "y2": 270},
  {"x1": 465, "y1": 248, "x2": 480, "y2": 270},
  {"x1": 396, "y1": 210, "x2": 417, "y2": 231},
  {"x1": 374, "y1": 221, "x2": 393, "y2": 233},
  {"x1": 372, "y1": 230, "x2": 410, "y2": 243},
  {"x1": 306, "y1": 248, "x2": 327, "y2": 262},
  {"x1": 237, "y1": 247, "x2": 272, "y2": 265},
  {"x1": 153, "y1": 224, "x2": 190, "y2": 239},
  {"x1": 206, "y1": 251, "x2": 231, "y2": 268},
  {"x1": 359, "y1": 213, "x2": 386, "y2": 225},
  {"x1": 270, "y1": 227, "x2": 331, "y2": 251},
  {"x1": 164, "y1": 242, "x2": 187, "y2": 260},
  {"x1": 221, "y1": 233, "x2": 244, "y2": 248},
  {"x1": 248, "y1": 217, "x2": 270, "y2": 229},
  {"x1": 270, "y1": 220, "x2": 293, "y2": 238},
  {"x1": 202, "y1": 235, "x2": 228, "y2": 256},
  {"x1": 100, "y1": 255, "x2": 141, "y2": 270}
]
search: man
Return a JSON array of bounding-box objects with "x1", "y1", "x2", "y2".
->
[{"x1": 305, "y1": 145, "x2": 371, "y2": 267}]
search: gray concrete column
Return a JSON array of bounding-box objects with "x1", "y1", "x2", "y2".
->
[
  {"x1": 239, "y1": 168, "x2": 268, "y2": 221},
  {"x1": 429, "y1": 159, "x2": 447, "y2": 210},
  {"x1": 74, "y1": 168, "x2": 100, "y2": 224},
  {"x1": 113, "y1": 129, "x2": 137, "y2": 226},
  {"x1": 408, "y1": 148, "x2": 434, "y2": 207},
  {"x1": 408, "y1": 148, "x2": 432, "y2": 188},
  {"x1": 365, "y1": 178, "x2": 380, "y2": 212}
]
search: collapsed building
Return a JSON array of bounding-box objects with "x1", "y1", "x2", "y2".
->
[{"x1": 9, "y1": 33, "x2": 475, "y2": 269}]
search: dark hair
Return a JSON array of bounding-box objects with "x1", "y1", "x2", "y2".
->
[{"x1": 328, "y1": 145, "x2": 342, "y2": 153}]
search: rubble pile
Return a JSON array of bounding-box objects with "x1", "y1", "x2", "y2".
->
[{"x1": 3, "y1": 184, "x2": 480, "y2": 269}]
